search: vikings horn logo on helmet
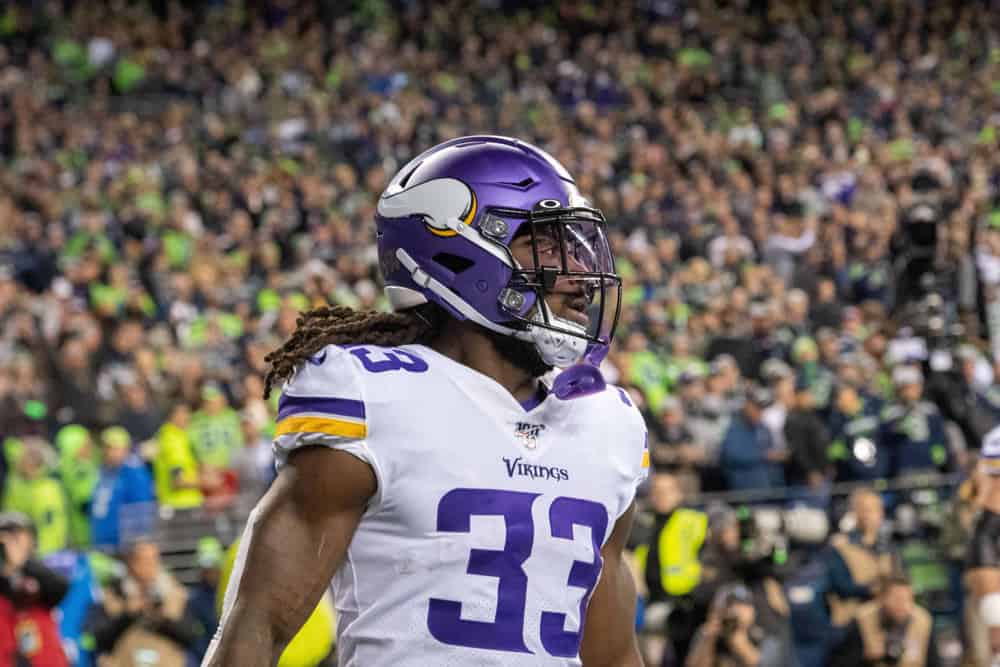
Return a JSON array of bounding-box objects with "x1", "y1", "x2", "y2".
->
[{"x1": 376, "y1": 178, "x2": 477, "y2": 238}]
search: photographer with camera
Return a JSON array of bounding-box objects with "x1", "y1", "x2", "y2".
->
[
  {"x1": 827, "y1": 490, "x2": 898, "y2": 628},
  {"x1": 684, "y1": 583, "x2": 780, "y2": 667},
  {"x1": 83, "y1": 538, "x2": 201, "y2": 667},
  {"x1": 0, "y1": 512, "x2": 70, "y2": 666},
  {"x1": 828, "y1": 575, "x2": 937, "y2": 667},
  {"x1": 682, "y1": 505, "x2": 799, "y2": 667}
]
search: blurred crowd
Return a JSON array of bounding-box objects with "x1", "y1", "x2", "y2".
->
[{"x1": 4, "y1": 0, "x2": 1000, "y2": 664}]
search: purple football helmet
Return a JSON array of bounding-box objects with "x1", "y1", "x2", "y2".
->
[{"x1": 375, "y1": 135, "x2": 621, "y2": 376}]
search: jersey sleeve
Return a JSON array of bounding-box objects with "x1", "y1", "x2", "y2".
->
[
  {"x1": 629, "y1": 425, "x2": 651, "y2": 515},
  {"x1": 272, "y1": 345, "x2": 385, "y2": 507},
  {"x1": 610, "y1": 386, "x2": 650, "y2": 522}
]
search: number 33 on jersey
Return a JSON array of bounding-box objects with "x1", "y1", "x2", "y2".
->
[{"x1": 273, "y1": 344, "x2": 648, "y2": 666}]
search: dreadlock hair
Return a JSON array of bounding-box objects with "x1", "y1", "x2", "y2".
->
[
  {"x1": 263, "y1": 302, "x2": 448, "y2": 398},
  {"x1": 263, "y1": 300, "x2": 557, "y2": 399}
]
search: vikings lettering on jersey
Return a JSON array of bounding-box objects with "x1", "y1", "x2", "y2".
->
[{"x1": 273, "y1": 343, "x2": 647, "y2": 667}]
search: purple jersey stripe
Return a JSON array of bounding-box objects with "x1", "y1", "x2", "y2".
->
[{"x1": 277, "y1": 395, "x2": 366, "y2": 422}]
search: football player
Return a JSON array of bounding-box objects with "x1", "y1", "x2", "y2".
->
[{"x1": 204, "y1": 136, "x2": 648, "y2": 666}]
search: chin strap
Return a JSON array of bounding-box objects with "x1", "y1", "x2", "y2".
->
[
  {"x1": 551, "y1": 344, "x2": 609, "y2": 400},
  {"x1": 551, "y1": 363, "x2": 606, "y2": 400}
]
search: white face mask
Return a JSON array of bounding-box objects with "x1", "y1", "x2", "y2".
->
[
  {"x1": 522, "y1": 300, "x2": 589, "y2": 368},
  {"x1": 526, "y1": 321, "x2": 588, "y2": 368}
]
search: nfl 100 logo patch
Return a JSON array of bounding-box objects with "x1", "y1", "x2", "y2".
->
[{"x1": 514, "y1": 422, "x2": 546, "y2": 449}]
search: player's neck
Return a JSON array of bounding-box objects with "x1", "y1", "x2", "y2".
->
[{"x1": 430, "y1": 323, "x2": 540, "y2": 403}]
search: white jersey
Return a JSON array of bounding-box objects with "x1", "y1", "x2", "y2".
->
[{"x1": 272, "y1": 343, "x2": 648, "y2": 666}]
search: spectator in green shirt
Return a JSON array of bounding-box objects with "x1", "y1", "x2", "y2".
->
[
  {"x1": 189, "y1": 384, "x2": 243, "y2": 508},
  {"x1": 622, "y1": 331, "x2": 671, "y2": 413},
  {"x1": 2, "y1": 438, "x2": 69, "y2": 555},
  {"x1": 55, "y1": 424, "x2": 99, "y2": 547},
  {"x1": 154, "y1": 403, "x2": 203, "y2": 510},
  {"x1": 188, "y1": 383, "x2": 244, "y2": 470},
  {"x1": 663, "y1": 333, "x2": 709, "y2": 391}
]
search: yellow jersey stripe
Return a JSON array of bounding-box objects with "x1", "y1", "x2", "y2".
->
[
  {"x1": 641, "y1": 450, "x2": 650, "y2": 469},
  {"x1": 275, "y1": 416, "x2": 367, "y2": 440}
]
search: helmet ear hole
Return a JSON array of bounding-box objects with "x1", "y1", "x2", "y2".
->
[{"x1": 431, "y1": 252, "x2": 475, "y2": 275}]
